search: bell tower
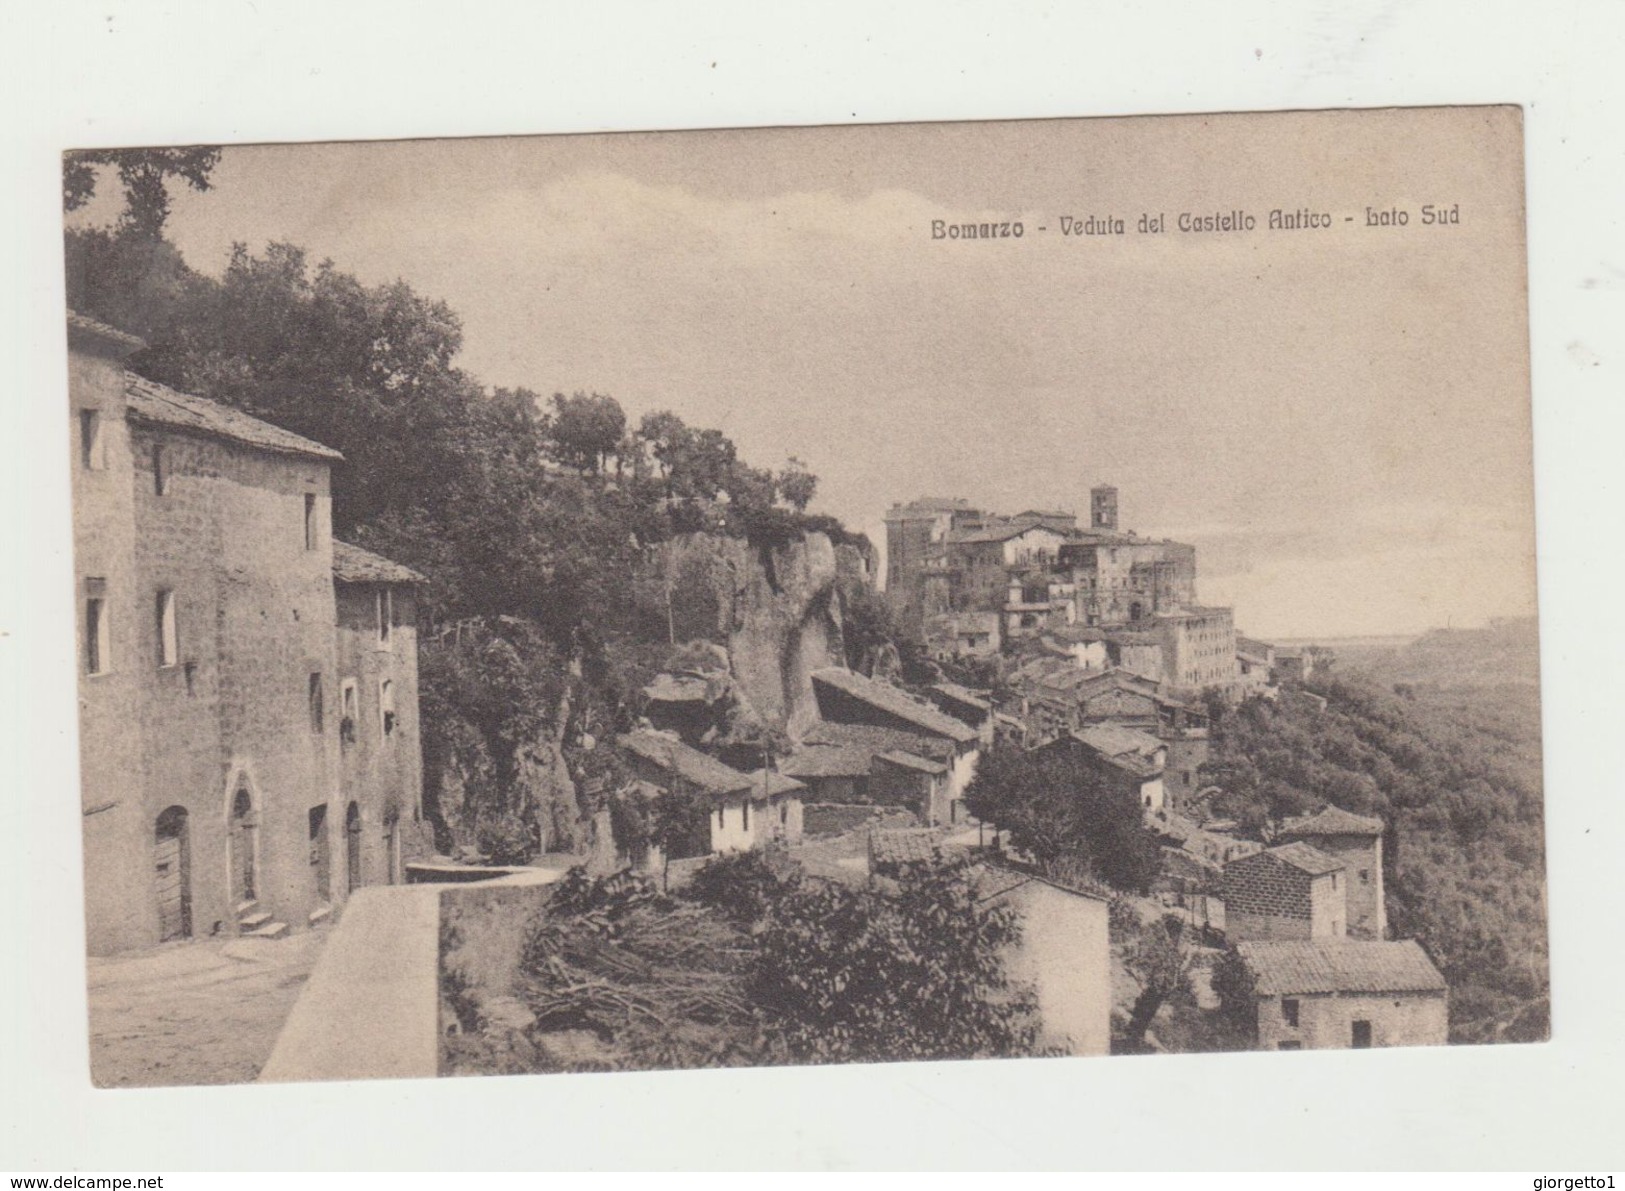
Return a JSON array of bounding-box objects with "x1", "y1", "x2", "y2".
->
[{"x1": 1090, "y1": 485, "x2": 1119, "y2": 531}]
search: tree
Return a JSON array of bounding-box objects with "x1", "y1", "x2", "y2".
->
[
  {"x1": 64, "y1": 146, "x2": 222, "y2": 237},
  {"x1": 775, "y1": 458, "x2": 818, "y2": 512},
  {"x1": 1119, "y1": 914, "x2": 1198, "y2": 1052},
  {"x1": 1210, "y1": 946, "x2": 1259, "y2": 1039},
  {"x1": 962, "y1": 744, "x2": 1161, "y2": 893},
  {"x1": 548, "y1": 391, "x2": 627, "y2": 474},
  {"x1": 750, "y1": 857, "x2": 1042, "y2": 1063}
]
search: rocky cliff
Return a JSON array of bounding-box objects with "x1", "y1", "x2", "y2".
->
[{"x1": 635, "y1": 530, "x2": 874, "y2": 736}]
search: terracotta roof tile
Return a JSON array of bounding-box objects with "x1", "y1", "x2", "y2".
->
[
  {"x1": 1238, "y1": 939, "x2": 1447, "y2": 995},
  {"x1": 125, "y1": 374, "x2": 343, "y2": 461},
  {"x1": 869, "y1": 828, "x2": 939, "y2": 867},
  {"x1": 810, "y1": 669, "x2": 977, "y2": 743},
  {"x1": 1280, "y1": 805, "x2": 1386, "y2": 838},
  {"x1": 332, "y1": 541, "x2": 425, "y2": 585},
  {"x1": 67, "y1": 311, "x2": 146, "y2": 353}
]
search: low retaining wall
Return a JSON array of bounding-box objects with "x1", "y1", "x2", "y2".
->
[{"x1": 258, "y1": 885, "x2": 444, "y2": 1083}]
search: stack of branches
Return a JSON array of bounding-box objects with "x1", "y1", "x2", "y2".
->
[{"x1": 512, "y1": 870, "x2": 766, "y2": 1070}]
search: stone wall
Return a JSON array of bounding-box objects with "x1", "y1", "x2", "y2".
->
[
  {"x1": 1257, "y1": 988, "x2": 1447, "y2": 1050},
  {"x1": 1223, "y1": 853, "x2": 1341, "y2": 943},
  {"x1": 335, "y1": 582, "x2": 427, "y2": 890},
  {"x1": 73, "y1": 345, "x2": 357, "y2": 952}
]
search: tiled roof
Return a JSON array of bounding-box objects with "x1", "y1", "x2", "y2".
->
[
  {"x1": 1254, "y1": 841, "x2": 1346, "y2": 877},
  {"x1": 67, "y1": 311, "x2": 146, "y2": 353},
  {"x1": 332, "y1": 541, "x2": 425, "y2": 585},
  {"x1": 1074, "y1": 723, "x2": 1165, "y2": 760},
  {"x1": 810, "y1": 669, "x2": 977, "y2": 743},
  {"x1": 618, "y1": 730, "x2": 755, "y2": 796},
  {"x1": 124, "y1": 374, "x2": 344, "y2": 461},
  {"x1": 1238, "y1": 940, "x2": 1447, "y2": 995},
  {"x1": 1280, "y1": 805, "x2": 1385, "y2": 838},
  {"x1": 779, "y1": 744, "x2": 877, "y2": 779},
  {"x1": 875, "y1": 751, "x2": 948, "y2": 775},
  {"x1": 800, "y1": 720, "x2": 955, "y2": 761},
  {"x1": 870, "y1": 828, "x2": 939, "y2": 867},
  {"x1": 930, "y1": 682, "x2": 992, "y2": 714},
  {"x1": 743, "y1": 770, "x2": 806, "y2": 798}
]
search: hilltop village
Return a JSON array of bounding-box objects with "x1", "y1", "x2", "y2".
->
[{"x1": 72, "y1": 295, "x2": 1456, "y2": 1081}]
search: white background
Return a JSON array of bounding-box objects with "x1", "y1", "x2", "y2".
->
[{"x1": 2, "y1": 0, "x2": 1621, "y2": 1172}]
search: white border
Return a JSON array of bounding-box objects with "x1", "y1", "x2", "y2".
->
[{"x1": 3, "y1": 0, "x2": 1622, "y2": 1171}]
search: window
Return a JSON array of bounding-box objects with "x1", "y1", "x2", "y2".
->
[
  {"x1": 1282, "y1": 998, "x2": 1300, "y2": 1027},
  {"x1": 376, "y1": 588, "x2": 393, "y2": 646},
  {"x1": 1352, "y1": 1020, "x2": 1373, "y2": 1049},
  {"x1": 1360, "y1": 869, "x2": 1371, "y2": 884},
  {"x1": 1331, "y1": 872, "x2": 1338, "y2": 890},
  {"x1": 742, "y1": 800, "x2": 750, "y2": 832},
  {"x1": 1277, "y1": 1041, "x2": 1302, "y2": 1051},
  {"x1": 152, "y1": 444, "x2": 168, "y2": 495},
  {"x1": 84, "y1": 579, "x2": 109, "y2": 675},
  {"x1": 716, "y1": 807, "x2": 726, "y2": 832},
  {"x1": 309, "y1": 672, "x2": 324, "y2": 733},
  {"x1": 304, "y1": 493, "x2": 318, "y2": 550},
  {"x1": 80, "y1": 410, "x2": 105, "y2": 470},
  {"x1": 380, "y1": 679, "x2": 395, "y2": 738},
  {"x1": 156, "y1": 590, "x2": 177, "y2": 667},
  {"x1": 340, "y1": 679, "x2": 358, "y2": 744}
]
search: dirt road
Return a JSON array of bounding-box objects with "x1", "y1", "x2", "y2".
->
[{"x1": 87, "y1": 929, "x2": 328, "y2": 1088}]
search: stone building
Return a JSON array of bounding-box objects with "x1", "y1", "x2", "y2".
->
[
  {"x1": 1278, "y1": 804, "x2": 1388, "y2": 939},
  {"x1": 1222, "y1": 842, "x2": 1348, "y2": 942},
  {"x1": 978, "y1": 863, "x2": 1112, "y2": 1057},
  {"x1": 884, "y1": 487, "x2": 1248, "y2": 697},
  {"x1": 1154, "y1": 606, "x2": 1240, "y2": 693},
  {"x1": 808, "y1": 667, "x2": 980, "y2": 824},
  {"x1": 1237, "y1": 939, "x2": 1448, "y2": 1050},
  {"x1": 618, "y1": 729, "x2": 805, "y2": 855},
  {"x1": 69, "y1": 313, "x2": 426, "y2": 955},
  {"x1": 1036, "y1": 723, "x2": 1168, "y2": 813},
  {"x1": 331, "y1": 542, "x2": 426, "y2": 892}
]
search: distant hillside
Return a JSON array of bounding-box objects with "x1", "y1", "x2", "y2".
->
[{"x1": 1323, "y1": 618, "x2": 1542, "y2": 691}]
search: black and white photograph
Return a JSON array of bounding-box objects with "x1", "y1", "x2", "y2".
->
[{"x1": 59, "y1": 106, "x2": 1547, "y2": 1088}]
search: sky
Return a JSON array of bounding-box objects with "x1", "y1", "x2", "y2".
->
[{"x1": 73, "y1": 108, "x2": 1538, "y2": 638}]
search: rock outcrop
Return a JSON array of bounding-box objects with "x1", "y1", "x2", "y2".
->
[{"x1": 637, "y1": 531, "x2": 870, "y2": 736}]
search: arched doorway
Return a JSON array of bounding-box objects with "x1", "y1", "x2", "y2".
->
[
  {"x1": 1129, "y1": 600, "x2": 1144, "y2": 622},
  {"x1": 229, "y1": 784, "x2": 257, "y2": 907},
  {"x1": 345, "y1": 802, "x2": 362, "y2": 894},
  {"x1": 154, "y1": 806, "x2": 191, "y2": 942}
]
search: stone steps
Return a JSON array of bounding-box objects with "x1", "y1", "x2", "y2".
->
[
  {"x1": 246, "y1": 921, "x2": 289, "y2": 940},
  {"x1": 308, "y1": 904, "x2": 333, "y2": 928},
  {"x1": 238, "y1": 910, "x2": 273, "y2": 932}
]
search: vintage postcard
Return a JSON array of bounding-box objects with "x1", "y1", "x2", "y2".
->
[{"x1": 62, "y1": 106, "x2": 1543, "y2": 1087}]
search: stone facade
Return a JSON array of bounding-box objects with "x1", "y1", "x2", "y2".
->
[
  {"x1": 70, "y1": 315, "x2": 426, "y2": 955},
  {"x1": 1222, "y1": 844, "x2": 1348, "y2": 942},
  {"x1": 1155, "y1": 606, "x2": 1240, "y2": 692},
  {"x1": 1278, "y1": 806, "x2": 1388, "y2": 939},
  {"x1": 333, "y1": 565, "x2": 425, "y2": 891},
  {"x1": 1240, "y1": 939, "x2": 1448, "y2": 1050}
]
